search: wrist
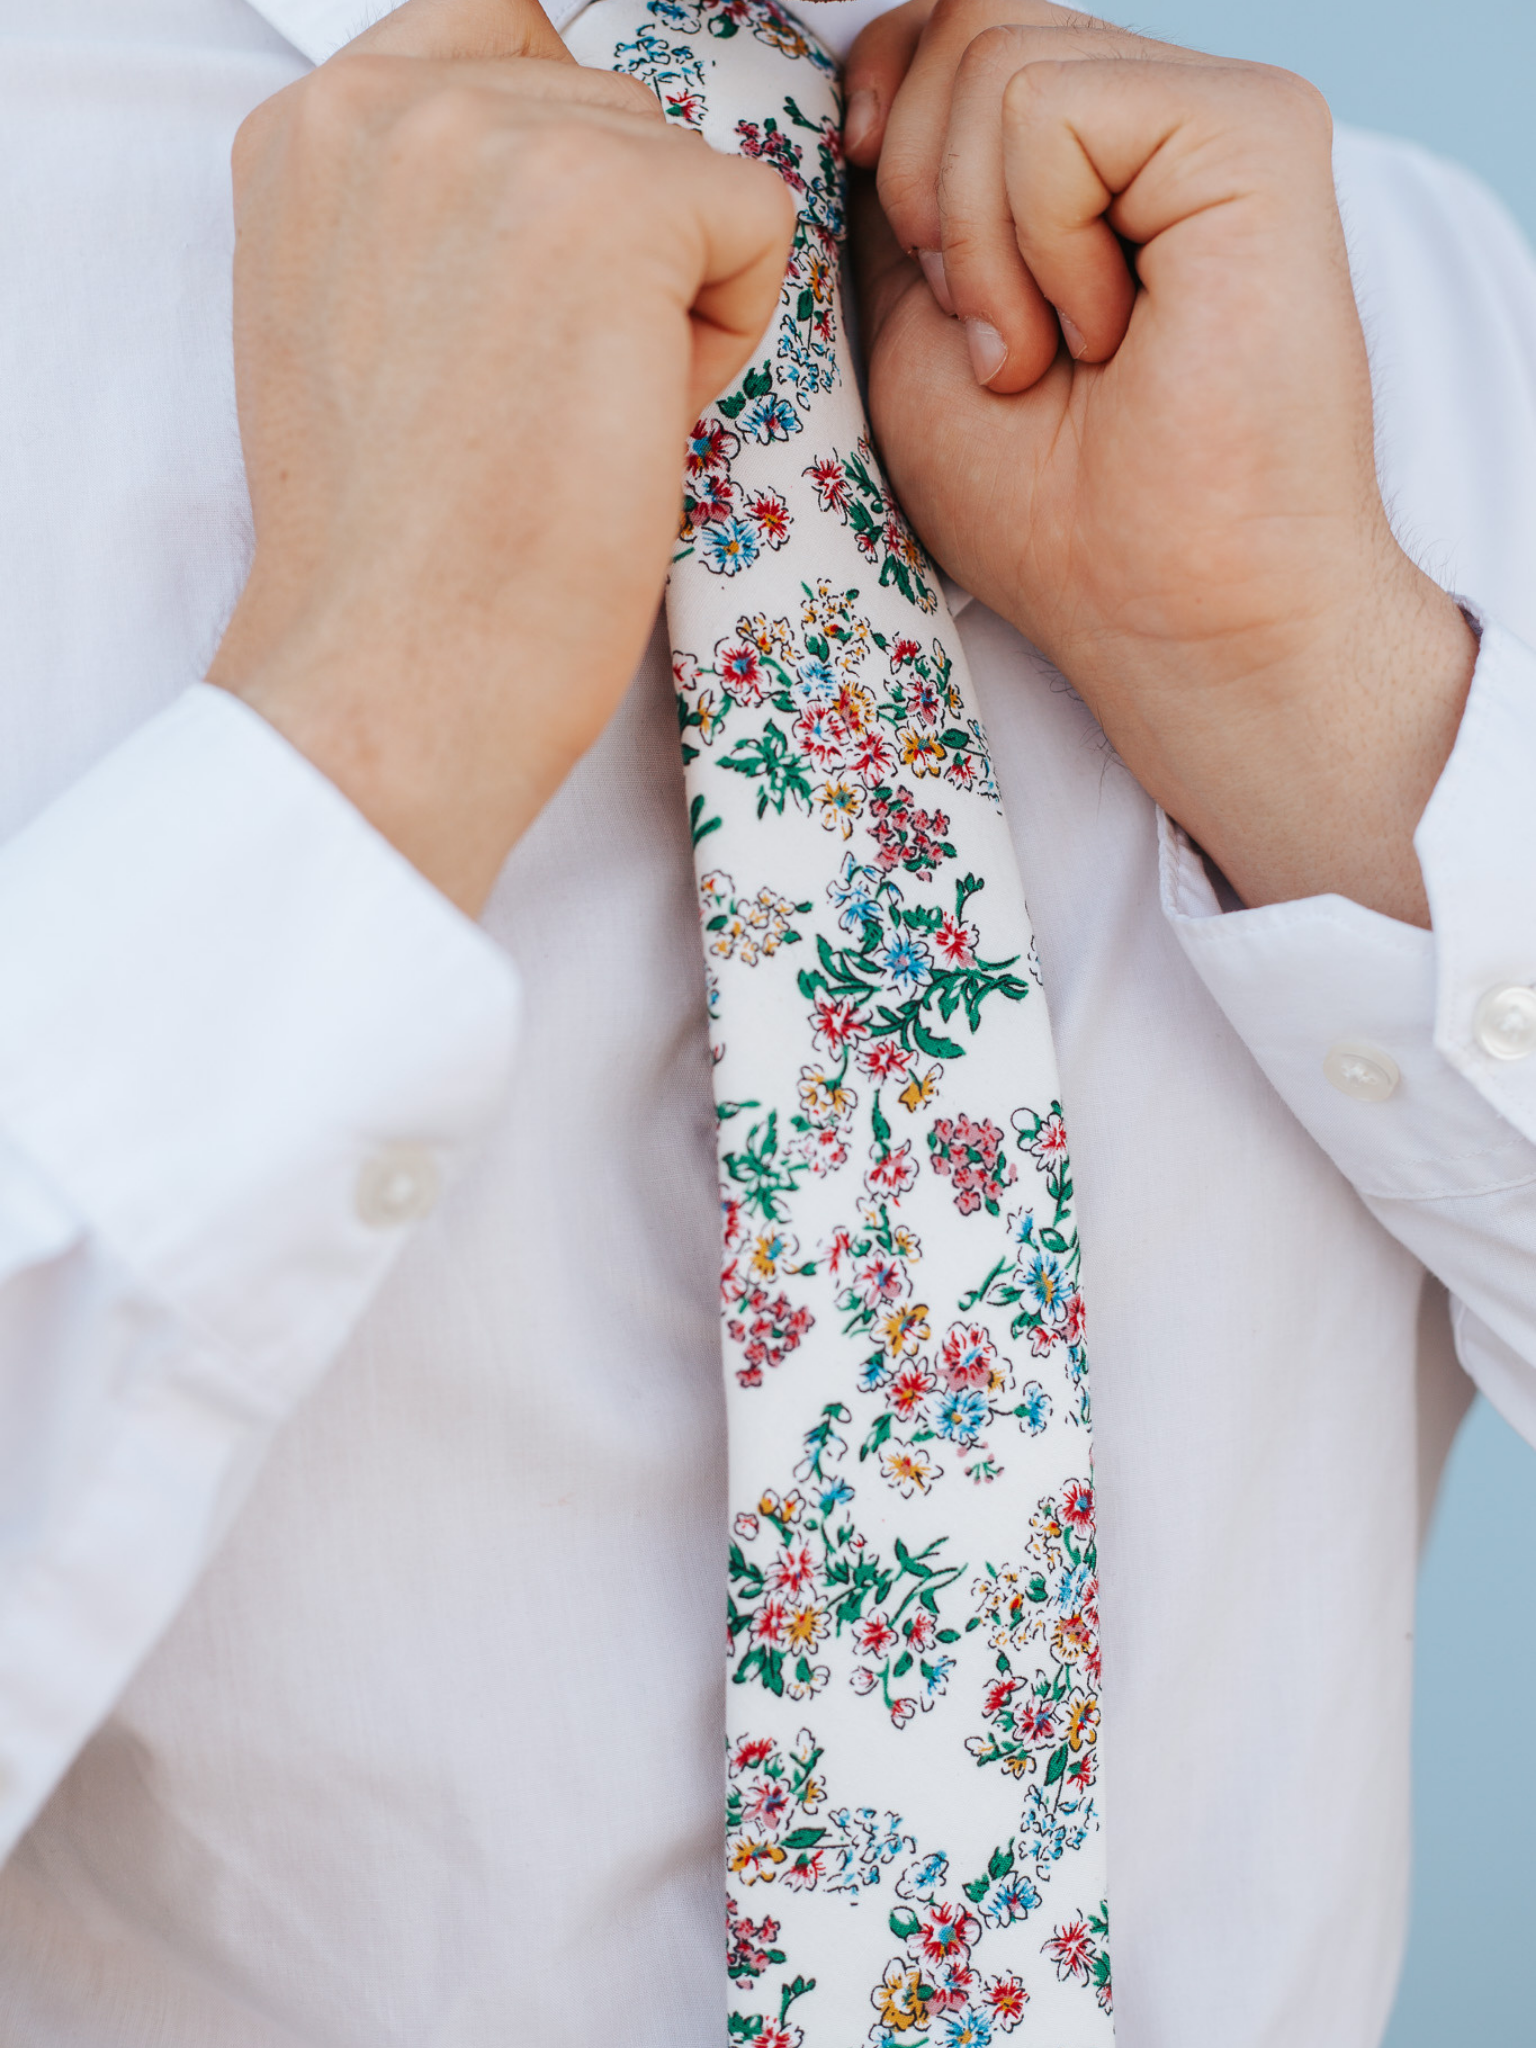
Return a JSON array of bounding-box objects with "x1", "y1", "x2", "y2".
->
[
  {"x1": 1105, "y1": 560, "x2": 1478, "y2": 928},
  {"x1": 208, "y1": 583, "x2": 559, "y2": 916}
]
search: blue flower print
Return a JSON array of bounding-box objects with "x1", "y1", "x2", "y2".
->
[
  {"x1": 1015, "y1": 1379, "x2": 1052, "y2": 1435},
  {"x1": 880, "y1": 931, "x2": 931, "y2": 995},
  {"x1": 702, "y1": 516, "x2": 760, "y2": 577},
  {"x1": 743, "y1": 393, "x2": 802, "y2": 442},
  {"x1": 932, "y1": 1387, "x2": 989, "y2": 1445}
]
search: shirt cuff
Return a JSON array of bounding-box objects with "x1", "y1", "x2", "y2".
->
[
  {"x1": 0, "y1": 682, "x2": 519, "y2": 1409},
  {"x1": 1158, "y1": 617, "x2": 1536, "y2": 1207}
]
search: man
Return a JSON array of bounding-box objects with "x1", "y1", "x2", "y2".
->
[{"x1": 0, "y1": 0, "x2": 1533, "y2": 2041}]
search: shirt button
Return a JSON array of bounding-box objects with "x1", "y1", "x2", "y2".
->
[
  {"x1": 355, "y1": 1144, "x2": 441, "y2": 1228},
  {"x1": 1473, "y1": 983, "x2": 1536, "y2": 1062},
  {"x1": 1323, "y1": 1041, "x2": 1400, "y2": 1103}
]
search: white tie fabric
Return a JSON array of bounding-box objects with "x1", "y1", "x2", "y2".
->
[{"x1": 564, "y1": 2, "x2": 1114, "y2": 2039}]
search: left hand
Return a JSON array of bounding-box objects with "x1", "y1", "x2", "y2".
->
[{"x1": 843, "y1": 0, "x2": 1476, "y2": 926}]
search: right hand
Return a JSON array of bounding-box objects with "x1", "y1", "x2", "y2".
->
[{"x1": 209, "y1": 0, "x2": 795, "y2": 911}]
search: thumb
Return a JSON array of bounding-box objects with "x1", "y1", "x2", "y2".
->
[{"x1": 348, "y1": 0, "x2": 574, "y2": 64}]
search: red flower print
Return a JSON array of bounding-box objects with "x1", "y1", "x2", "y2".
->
[
  {"x1": 731, "y1": 1736, "x2": 775, "y2": 1773},
  {"x1": 858, "y1": 1039, "x2": 914, "y2": 1082},
  {"x1": 984, "y1": 1972, "x2": 1030, "y2": 2030},
  {"x1": 854, "y1": 1254, "x2": 907, "y2": 1308},
  {"x1": 752, "y1": 1599, "x2": 789, "y2": 1647},
  {"x1": 803, "y1": 454, "x2": 850, "y2": 516},
  {"x1": 866, "y1": 1141, "x2": 918, "y2": 1201},
  {"x1": 889, "y1": 637, "x2": 921, "y2": 668},
  {"x1": 686, "y1": 416, "x2": 739, "y2": 479},
  {"x1": 811, "y1": 993, "x2": 869, "y2": 1054},
  {"x1": 856, "y1": 1611, "x2": 899, "y2": 1657},
  {"x1": 716, "y1": 640, "x2": 766, "y2": 706},
  {"x1": 888, "y1": 1363, "x2": 935, "y2": 1419},
  {"x1": 745, "y1": 488, "x2": 792, "y2": 550},
  {"x1": 726, "y1": 1896, "x2": 781, "y2": 1988},
  {"x1": 903, "y1": 1607, "x2": 937, "y2": 1652},
  {"x1": 1044, "y1": 1917, "x2": 1096, "y2": 1983},
  {"x1": 1063, "y1": 1290, "x2": 1087, "y2": 1347},
  {"x1": 769, "y1": 1544, "x2": 817, "y2": 1595},
  {"x1": 1028, "y1": 1110, "x2": 1070, "y2": 1164},
  {"x1": 1014, "y1": 1699, "x2": 1058, "y2": 1745},
  {"x1": 1061, "y1": 1479, "x2": 1095, "y2": 1538},
  {"x1": 938, "y1": 1320, "x2": 998, "y2": 1390},
  {"x1": 918, "y1": 1902, "x2": 980, "y2": 1965},
  {"x1": 934, "y1": 912, "x2": 978, "y2": 968},
  {"x1": 983, "y1": 1678, "x2": 1018, "y2": 1718},
  {"x1": 927, "y1": 1961, "x2": 977, "y2": 2012},
  {"x1": 889, "y1": 1696, "x2": 917, "y2": 1729}
]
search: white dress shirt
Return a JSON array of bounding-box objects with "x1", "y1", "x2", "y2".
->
[{"x1": 2, "y1": 3, "x2": 1536, "y2": 2043}]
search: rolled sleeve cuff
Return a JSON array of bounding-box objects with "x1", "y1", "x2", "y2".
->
[{"x1": 0, "y1": 683, "x2": 520, "y2": 1410}]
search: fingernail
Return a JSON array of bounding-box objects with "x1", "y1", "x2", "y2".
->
[
  {"x1": 917, "y1": 249, "x2": 955, "y2": 317},
  {"x1": 964, "y1": 318, "x2": 1008, "y2": 386},
  {"x1": 1058, "y1": 310, "x2": 1089, "y2": 360},
  {"x1": 844, "y1": 87, "x2": 878, "y2": 158}
]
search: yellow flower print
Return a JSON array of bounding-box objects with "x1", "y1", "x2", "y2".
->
[
  {"x1": 816, "y1": 774, "x2": 863, "y2": 837},
  {"x1": 737, "y1": 611, "x2": 792, "y2": 658},
  {"x1": 881, "y1": 1302, "x2": 931, "y2": 1358},
  {"x1": 1067, "y1": 1695, "x2": 1101, "y2": 1750},
  {"x1": 748, "y1": 1229, "x2": 801, "y2": 1282},
  {"x1": 729, "y1": 1836, "x2": 786, "y2": 1885},
  {"x1": 898, "y1": 1063, "x2": 943, "y2": 1114},
  {"x1": 787, "y1": 1602, "x2": 829, "y2": 1649},
  {"x1": 873, "y1": 1959, "x2": 931, "y2": 2032},
  {"x1": 798, "y1": 1066, "x2": 856, "y2": 1122},
  {"x1": 879, "y1": 1438, "x2": 940, "y2": 1499},
  {"x1": 899, "y1": 727, "x2": 947, "y2": 777}
]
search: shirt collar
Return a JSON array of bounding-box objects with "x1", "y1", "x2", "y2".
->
[
  {"x1": 246, "y1": 0, "x2": 591, "y2": 66},
  {"x1": 244, "y1": 0, "x2": 884, "y2": 67}
]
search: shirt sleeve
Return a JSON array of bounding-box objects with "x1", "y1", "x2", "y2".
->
[
  {"x1": 1162, "y1": 618, "x2": 1536, "y2": 1449},
  {"x1": 0, "y1": 683, "x2": 518, "y2": 1859}
]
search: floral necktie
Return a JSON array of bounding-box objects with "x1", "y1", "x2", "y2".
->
[{"x1": 564, "y1": 1, "x2": 1113, "y2": 2038}]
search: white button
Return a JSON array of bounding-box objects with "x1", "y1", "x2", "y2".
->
[
  {"x1": 1323, "y1": 1041, "x2": 1400, "y2": 1103},
  {"x1": 355, "y1": 1144, "x2": 441, "y2": 1228},
  {"x1": 1473, "y1": 983, "x2": 1536, "y2": 1062}
]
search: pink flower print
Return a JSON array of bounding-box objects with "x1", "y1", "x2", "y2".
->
[
  {"x1": 1014, "y1": 1699, "x2": 1058, "y2": 1745},
  {"x1": 918, "y1": 1902, "x2": 980, "y2": 1966},
  {"x1": 811, "y1": 993, "x2": 869, "y2": 1054},
  {"x1": 938, "y1": 1321, "x2": 999, "y2": 1390},
  {"x1": 927, "y1": 1961, "x2": 978, "y2": 2013},
  {"x1": 743, "y1": 1778, "x2": 793, "y2": 1829},
  {"x1": 866, "y1": 1141, "x2": 918, "y2": 1201},
  {"x1": 850, "y1": 1665, "x2": 880, "y2": 1695},
  {"x1": 855, "y1": 1254, "x2": 908, "y2": 1309},
  {"x1": 928, "y1": 1114, "x2": 1016, "y2": 1216}
]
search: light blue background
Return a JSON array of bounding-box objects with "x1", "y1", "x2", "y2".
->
[{"x1": 1096, "y1": 2, "x2": 1536, "y2": 2040}]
